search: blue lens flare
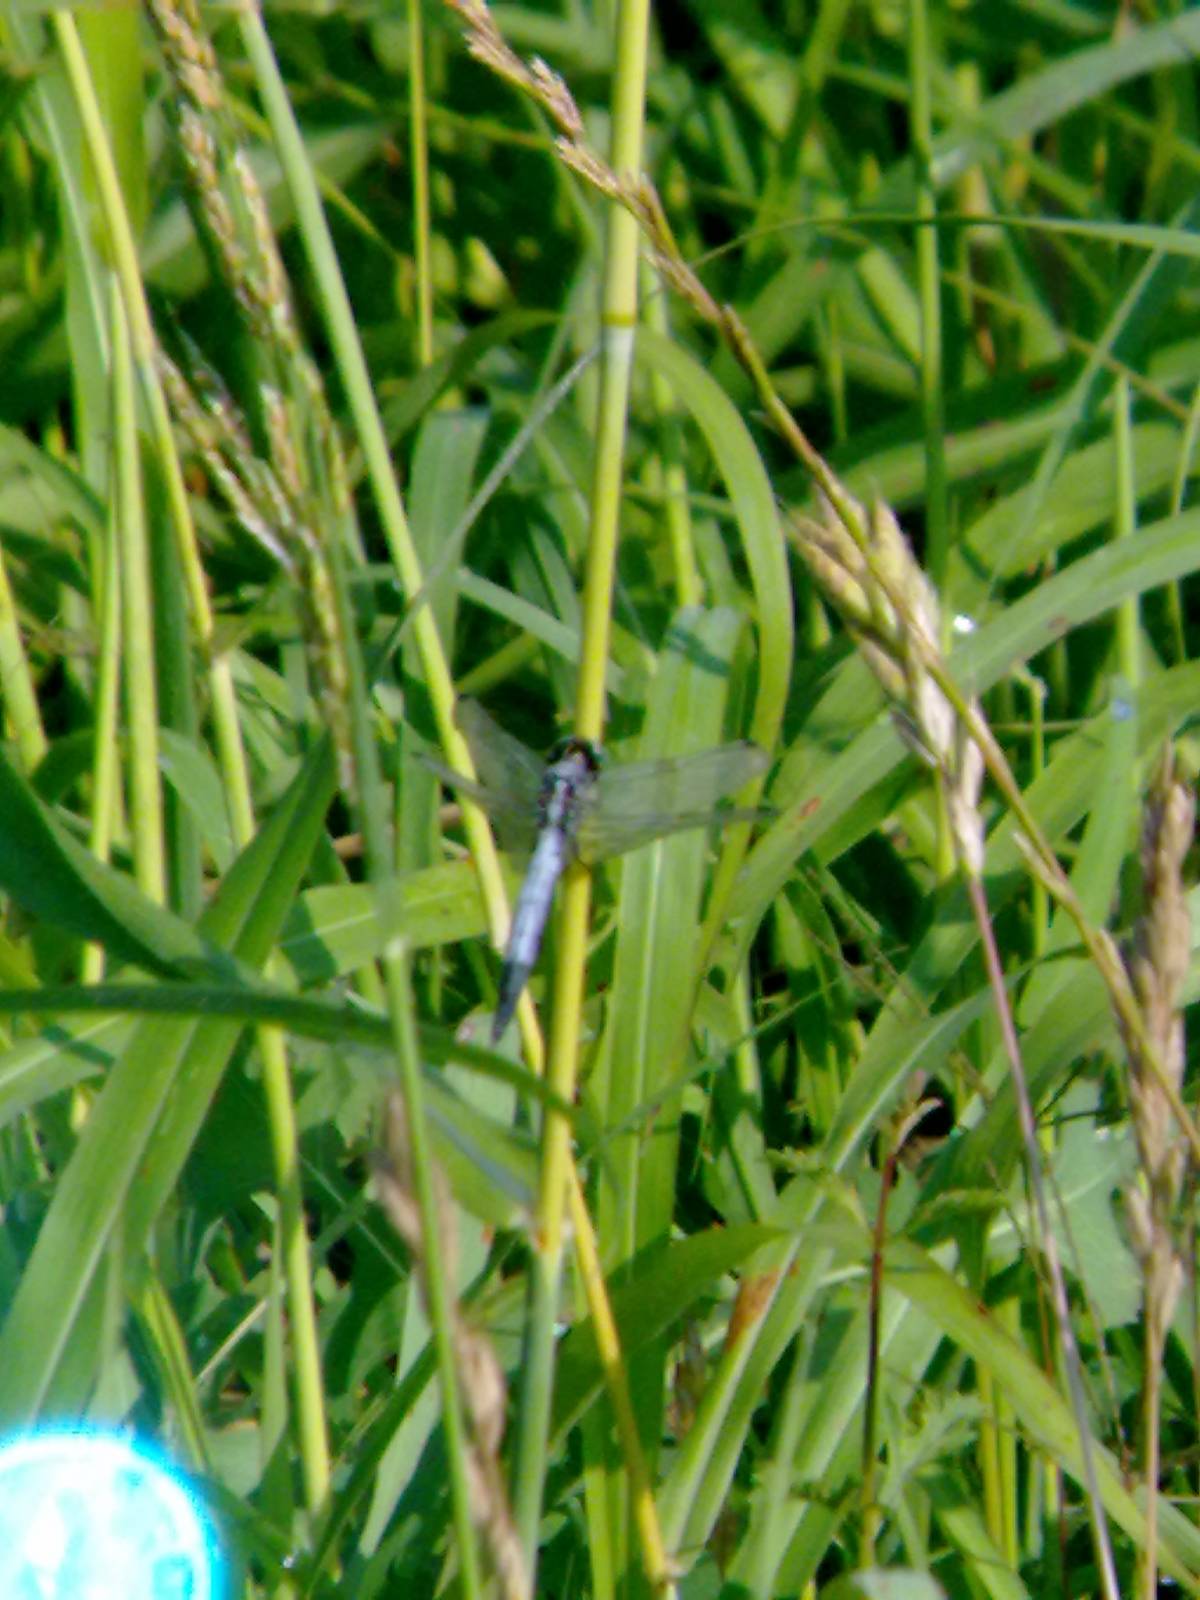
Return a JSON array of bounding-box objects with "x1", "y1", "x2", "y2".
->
[{"x1": 0, "y1": 1429, "x2": 223, "y2": 1600}]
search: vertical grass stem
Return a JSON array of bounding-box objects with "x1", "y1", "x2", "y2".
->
[
  {"x1": 109, "y1": 278, "x2": 166, "y2": 905},
  {"x1": 908, "y1": 0, "x2": 948, "y2": 588},
  {"x1": 55, "y1": 7, "x2": 334, "y2": 1517},
  {"x1": 512, "y1": 0, "x2": 653, "y2": 1575},
  {"x1": 407, "y1": 0, "x2": 434, "y2": 369}
]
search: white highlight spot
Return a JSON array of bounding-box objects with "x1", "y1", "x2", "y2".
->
[{"x1": 0, "y1": 1429, "x2": 223, "y2": 1599}]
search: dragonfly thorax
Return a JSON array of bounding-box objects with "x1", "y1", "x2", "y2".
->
[{"x1": 537, "y1": 738, "x2": 601, "y2": 842}]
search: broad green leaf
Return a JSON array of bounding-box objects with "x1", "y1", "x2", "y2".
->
[
  {"x1": 903, "y1": 1480, "x2": 1021, "y2": 1600},
  {"x1": 158, "y1": 728, "x2": 237, "y2": 874},
  {"x1": 278, "y1": 865, "x2": 494, "y2": 985},
  {"x1": 990, "y1": 1088, "x2": 1139, "y2": 1328},
  {"x1": 875, "y1": 10, "x2": 1200, "y2": 203},
  {"x1": 0, "y1": 740, "x2": 336, "y2": 1422},
  {"x1": 0, "y1": 743, "x2": 249, "y2": 981},
  {"x1": 882, "y1": 1233, "x2": 1200, "y2": 1584},
  {"x1": 0, "y1": 1014, "x2": 131, "y2": 1131},
  {"x1": 549, "y1": 1223, "x2": 783, "y2": 1447},
  {"x1": 634, "y1": 329, "x2": 794, "y2": 751},
  {"x1": 824, "y1": 1572, "x2": 947, "y2": 1600}
]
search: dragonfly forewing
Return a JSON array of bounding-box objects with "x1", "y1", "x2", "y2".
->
[
  {"x1": 457, "y1": 700, "x2": 546, "y2": 801},
  {"x1": 578, "y1": 740, "x2": 769, "y2": 861},
  {"x1": 419, "y1": 757, "x2": 540, "y2": 852},
  {"x1": 420, "y1": 700, "x2": 549, "y2": 853}
]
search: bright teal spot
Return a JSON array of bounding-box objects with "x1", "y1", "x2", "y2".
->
[{"x1": 0, "y1": 1430, "x2": 222, "y2": 1600}]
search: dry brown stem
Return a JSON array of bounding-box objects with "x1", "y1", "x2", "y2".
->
[
  {"x1": 1119, "y1": 743, "x2": 1193, "y2": 1600},
  {"x1": 375, "y1": 1093, "x2": 526, "y2": 1600}
]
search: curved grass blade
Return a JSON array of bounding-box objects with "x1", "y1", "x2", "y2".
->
[
  {"x1": 0, "y1": 741, "x2": 338, "y2": 1423},
  {"x1": 0, "y1": 979, "x2": 577, "y2": 1138},
  {"x1": 0, "y1": 742, "x2": 244, "y2": 982}
]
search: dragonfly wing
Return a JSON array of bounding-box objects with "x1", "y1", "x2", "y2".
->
[
  {"x1": 419, "y1": 753, "x2": 537, "y2": 849},
  {"x1": 457, "y1": 700, "x2": 546, "y2": 803},
  {"x1": 579, "y1": 742, "x2": 769, "y2": 861},
  {"x1": 418, "y1": 700, "x2": 549, "y2": 852}
]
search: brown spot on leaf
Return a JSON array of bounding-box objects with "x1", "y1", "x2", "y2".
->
[{"x1": 725, "y1": 1271, "x2": 778, "y2": 1350}]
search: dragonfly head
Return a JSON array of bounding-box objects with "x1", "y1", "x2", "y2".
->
[{"x1": 547, "y1": 735, "x2": 603, "y2": 774}]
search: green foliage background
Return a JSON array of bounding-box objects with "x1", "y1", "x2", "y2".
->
[{"x1": 0, "y1": 2, "x2": 1198, "y2": 1598}]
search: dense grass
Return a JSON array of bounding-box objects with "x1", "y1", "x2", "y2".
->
[{"x1": 0, "y1": 2, "x2": 1199, "y2": 1597}]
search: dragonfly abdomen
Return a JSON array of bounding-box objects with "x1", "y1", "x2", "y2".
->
[{"x1": 493, "y1": 822, "x2": 572, "y2": 1041}]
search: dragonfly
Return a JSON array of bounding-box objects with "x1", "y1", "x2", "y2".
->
[{"x1": 429, "y1": 700, "x2": 770, "y2": 1041}]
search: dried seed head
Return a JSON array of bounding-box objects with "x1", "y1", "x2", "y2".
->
[
  {"x1": 1124, "y1": 744, "x2": 1193, "y2": 1196},
  {"x1": 790, "y1": 491, "x2": 986, "y2": 876},
  {"x1": 1121, "y1": 743, "x2": 1193, "y2": 1335},
  {"x1": 374, "y1": 1088, "x2": 525, "y2": 1594},
  {"x1": 555, "y1": 139, "x2": 623, "y2": 202}
]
